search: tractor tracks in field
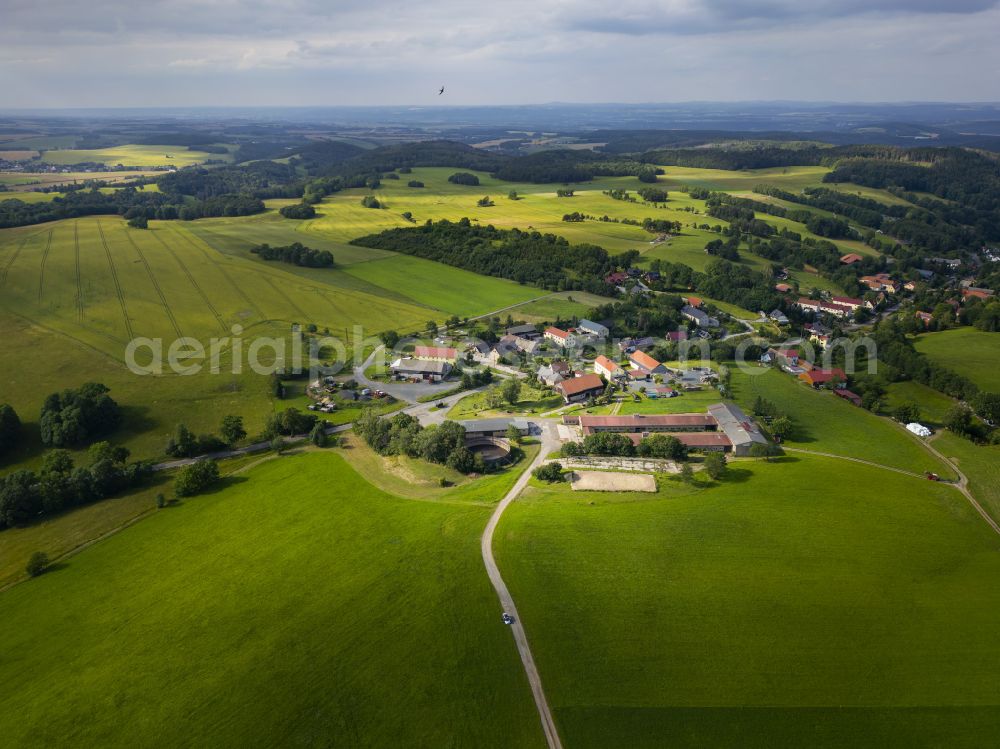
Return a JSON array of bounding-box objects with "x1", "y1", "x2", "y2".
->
[
  {"x1": 37, "y1": 228, "x2": 53, "y2": 303},
  {"x1": 74, "y1": 222, "x2": 85, "y2": 320},
  {"x1": 168, "y1": 225, "x2": 264, "y2": 321},
  {"x1": 150, "y1": 229, "x2": 227, "y2": 334},
  {"x1": 124, "y1": 229, "x2": 183, "y2": 339},
  {"x1": 96, "y1": 219, "x2": 135, "y2": 341}
]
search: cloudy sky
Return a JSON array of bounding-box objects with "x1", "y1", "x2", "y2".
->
[{"x1": 3, "y1": 0, "x2": 999, "y2": 108}]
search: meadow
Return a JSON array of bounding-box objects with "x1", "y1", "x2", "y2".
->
[
  {"x1": 913, "y1": 327, "x2": 1000, "y2": 392},
  {"x1": 0, "y1": 451, "x2": 545, "y2": 748},
  {"x1": 728, "y1": 367, "x2": 951, "y2": 476},
  {"x1": 496, "y1": 454, "x2": 1000, "y2": 748},
  {"x1": 39, "y1": 144, "x2": 231, "y2": 167}
]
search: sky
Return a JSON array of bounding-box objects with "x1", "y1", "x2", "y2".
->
[{"x1": 3, "y1": 0, "x2": 1000, "y2": 108}]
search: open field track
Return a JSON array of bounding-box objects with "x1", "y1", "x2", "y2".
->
[
  {"x1": 73, "y1": 222, "x2": 84, "y2": 319},
  {"x1": 148, "y1": 228, "x2": 228, "y2": 334},
  {"x1": 95, "y1": 219, "x2": 134, "y2": 341},
  {"x1": 124, "y1": 229, "x2": 183, "y2": 339},
  {"x1": 165, "y1": 224, "x2": 265, "y2": 320},
  {"x1": 36, "y1": 228, "x2": 52, "y2": 303}
]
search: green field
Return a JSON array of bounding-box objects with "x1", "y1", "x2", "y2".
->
[
  {"x1": 729, "y1": 368, "x2": 951, "y2": 476},
  {"x1": 39, "y1": 144, "x2": 230, "y2": 167},
  {"x1": 0, "y1": 451, "x2": 544, "y2": 747},
  {"x1": 0, "y1": 170, "x2": 159, "y2": 189},
  {"x1": 884, "y1": 380, "x2": 957, "y2": 428},
  {"x1": 496, "y1": 454, "x2": 1000, "y2": 747},
  {"x1": 0, "y1": 216, "x2": 436, "y2": 359},
  {"x1": 914, "y1": 328, "x2": 1000, "y2": 392}
]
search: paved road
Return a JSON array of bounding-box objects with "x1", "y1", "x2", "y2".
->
[{"x1": 480, "y1": 421, "x2": 564, "y2": 749}]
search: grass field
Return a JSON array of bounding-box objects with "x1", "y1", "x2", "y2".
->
[
  {"x1": 447, "y1": 383, "x2": 563, "y2": 420},
  {"x1": 884, "y1": 380, "x2": 956, "y2": 428},
  {"x1": 0, "y1": 216, "x2": 436, "y2": 360},
  {"x1": 914, "y1": 328, "x2": 1000, "y2": 392},
  {"x1": 0, "y1": 451, "x2": 545, "y2": 748},
  {"x1": 0, "y1": 171, "x2": 159, "y2": 189},
  {"x1": 502, "y1": 290, "x2": 616, "y2": 323},
  {"x1": 343, "y1": 255, "x2": 542, "y2": 318},
  {"x1": 729, "y1": 368, "x2": 951, "y2": 476},
  {"x1": 39, "y1": 144, "x2": 230, "y2": 167},
  {"x1": 932, "y1": 432, "x2": 1000, "y2": 523},
  {"x1": 496, "y1": 454, "x2": 1000, "y2": 748}
]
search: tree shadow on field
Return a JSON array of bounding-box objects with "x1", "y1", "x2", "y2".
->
[
  {"x1": 115, "y1": 404, "x2": 158, "y2": 441},
  {"x1": 721, "y1": 467, "x2": 753, "y2": 484}
]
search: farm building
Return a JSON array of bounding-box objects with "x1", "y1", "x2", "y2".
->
[
  {"x1": 706, "y1": 403, "x2": 770, "y2": 457},
  {"x1": 834, "y1": 389, "x2": 863, "y2": 407},
  {"x1": 799, "y1": 368, "x2": 847, "y2": 387},
  {"x1": 577, "y1": 319, "x2": 610, "y2": 339},
  {"x1": 555, "y1": 373, "x2": 606, "y2": 403},
  {"x1": 840, "y1": 253, "x2": 864, "y2": 265},
  {"x1": 390, "y1": 358, "x2": 452, "y2": 382},
  {"x1": 413, "y1": 345, "x2": 458, "y2": 362},
  {"x1": 459, "y1": 418, "x2": 531, "y2": 439},
  {"x1": 579, "y1": 413, "x2": 718, "y2": 435},
  {"x1": 505, "y1": 324, "x2": 540, "y2": 339}
]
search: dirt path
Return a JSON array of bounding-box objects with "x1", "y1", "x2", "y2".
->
[
  {"x1": 921, "y1": 433, "x2": 1000, "y2": 536},
  {"x1": 480, "y1": 422, "x2": 564, "y2": 749}
]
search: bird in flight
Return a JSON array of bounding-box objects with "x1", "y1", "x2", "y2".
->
[{"x1": 438, "y1": 86, "x2": 445, "y2": 95}]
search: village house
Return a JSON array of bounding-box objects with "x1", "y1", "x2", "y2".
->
[
  {"x1": 682, "y1": 296, "x2": 703, "y2": 308},
  {"x1": 605, "y1": 271, "x2": 630, "y2": 286},
  {"x1": 774, "y1": 282, "x2": 794, "y2": 293},
  {"x1": 555, "y1": 373, "x2": 606, "y2": 403},
  {"x1": 769, "y1": 309, "x2": 790, "y2": 325},
  {"x1": 840, "y1": 253, "x2": 864, "y2": 265},
  {"x1": 618, "y1": 336, "x2": 656, "y2": 353},
  {"x1": 859, "y1": 274, "x2": 900, "y2": 294},
  {"x1": 796, "y1": 297, "x2": 852, "y2": 318},
  {"x1": 543, "y1": 326, "x2": 573, "y2": 347},
  {"x1": 915, "y1": 310, "x2": 933, "y2": 327},
  {"x1": 594, "y1": 355, "x2": 625, "y2": 381},
  {"x1": 629, "y1": 350, "x2": 667, "y2": 376},
  {"x1": 681, "y1": 305, "x2": 719, "y2": 328},
  {"x1": 962, "y1": 287, "x2": 995, "y2": 302},
  {"x1": 536, "y1": 363, "x2": 567, "y2": 387},
  {"x1": 667, "y1": 330, "x2": 688, "y2": 343}
]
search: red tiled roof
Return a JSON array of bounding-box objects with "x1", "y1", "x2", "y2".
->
[
  {"x1": 414, "y1": 345, "x2": 458, "y2": 359},
  {"x1": 799, "y1": 368, "x2": 847, "y2": 385},
  {"x1": 594, "y1": 355, "x2": 621, "y2": 373},
  {"x1": 557, "y1": 373, "x2": 605, "y2": 397},
  {"x1": 580, "y1": 413, "x2": 716, "y2": 430},
  {"x1": 545, "y1": 326, "x2": 571, "y2": 340},
  {"x1": 629, "y1": 350, "x2": 662, "y2": 371},
  {"x1": 840, "y1": 253, "x2": 864, "y2": 264}
]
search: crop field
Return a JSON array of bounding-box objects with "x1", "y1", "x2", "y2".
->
[
  {"x1": 496, "y1": 454, "x2": 1000, "y2": 748},
  {"x1": 0, "y1": 216, "x2": 436, "y2": 360},
  {"x1": 0, "y1": 452, "x2": 545, "y2": 748},
  {"x1": 39, "y1": 144, "x2": 231, "y2": 167},
  {"x1": 0, "y1": 170, "x2": 159, "y2": 189},
  {"x1": 729, "y1": 368, "x2": 952, "y2": 476},
  {"x1": 913, "y1": 328, "x2": 1000, "y2": 392}
]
